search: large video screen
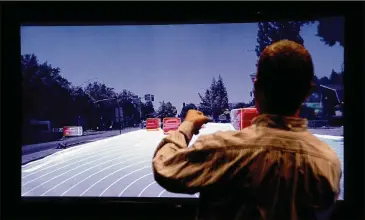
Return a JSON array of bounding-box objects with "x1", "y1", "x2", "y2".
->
[{"x1": 21, "y1": 18, "x2": 344, "y2": 199}]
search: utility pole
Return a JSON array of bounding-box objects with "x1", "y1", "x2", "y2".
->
[
  {"x1": 133, "y1": 96, "x2": 143, "y2": 128},
  {"x1": 116, "y1": 97, "x2": 122, "y2": 134},
  {"x1": 140, "y1": 97, "x2": 142, "y2": 123}
]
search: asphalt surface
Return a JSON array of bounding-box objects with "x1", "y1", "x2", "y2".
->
[
  {"x1": 308, "y1": 126, "x2": 343, "y2": 136},
  {"x1": 22, "y1": 128, "x2": 139, "y2": 165},
  {"x1": 21, "y1": 123, "x2": 344, "y2": 200}
]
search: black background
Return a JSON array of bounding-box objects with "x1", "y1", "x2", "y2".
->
[{"x1": 1, "y1": 2, "x2": 364, "y2": 220}]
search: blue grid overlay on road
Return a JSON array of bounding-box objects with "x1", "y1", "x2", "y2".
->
[{"x1": 21, "y1": 125, "x2": 343, "y2": 200}]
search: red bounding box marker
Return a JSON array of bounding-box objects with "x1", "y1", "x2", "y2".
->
[
  {"x1": 240, "y1": 108, "x2": 259, "y2": 129},
  {"x1": 146, "y1": 118, "x2": 160, "y2": 131},
  {"x1": 163, "y1": 117, "x2": 181, "y2": 134},
  {"x1": 63, "y1": 126, "x2": 83, "y2": 137},
  {"x1": 230, "y1": 108, "x2": 259, "y2": 130}
]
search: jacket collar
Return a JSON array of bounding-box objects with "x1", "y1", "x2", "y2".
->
[{"x1": 251, "y1": 114, "x2": 308, "y2": 132}]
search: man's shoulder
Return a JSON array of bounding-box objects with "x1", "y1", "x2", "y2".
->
[
  {"x1": 299, "y1": 132, "x2": 340, "y2": 160},
  {"x1": 195, "y1": 129, "x2": 251, "y2": 150}
]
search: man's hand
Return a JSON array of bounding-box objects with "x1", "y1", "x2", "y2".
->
[{"x1": 184, "y1": 110, "x2": 210, "y2": 134}]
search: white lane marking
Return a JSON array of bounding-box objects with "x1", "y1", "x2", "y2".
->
[
  {"x1": 158, "y1": 189, "x2": 166, "y2": 197},
  {"x1": 22, "y1": 147, "x2": 142, "y2": 187},
  {"x1": 40, "y1": 153, "x2": 144, "y2": 196},
  {"x1": 61, "y1": 155, "x2": 145, "y2": 196},
  {"x1": 118, "y1": 173, "x2": 153, "y2": 196},
  {"x1": 195, "y1": 194, "x2": 199, "y2": 198},
  {"x1": 22, "y1": 142, "x2": 126, "y2": 176},
  {"x1": 22, "y1": 135, "x2": 126, "y2": 169},
  {"x1": 22, "y1": 130, "x2": 149, "y2": 174},
  {"x1": 22, "y1": 136, "x2": 119, "y2": 168},
  {"x1": 22, "y1": 133, "x2": 153, "y2": 178},
  {"x1": 138, "y1": 181, "x2": 156, "y2": 197},
  {"x1": 99, "y1": 166, "x2": 151, "y2": 196},
  {"x1": 22, "y1": 150, "x2": 143, "y2": 195},
  {"x1": 313, "y1": 134, "x2": 343, "y2": 140},
  {"x1": 80, "y1": 160, "x2": 150, "y2": 196}
]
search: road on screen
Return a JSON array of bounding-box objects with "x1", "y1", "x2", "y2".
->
[{"x1": 21, "y1": 123, "x2": 343, "y2": 200}]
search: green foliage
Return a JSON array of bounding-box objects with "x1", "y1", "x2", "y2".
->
[
  {"x1": 198, "y1": 89, "x2": 213, "y2": 116},
  {"x1": 157, "y1": 101, "x2": 177, "y2": 119},
  {"x1": 316, "y1": 17, "x2": 344, "y2": 47},
  {"x1": 141, "y1": 101, "x2": 156, "y2": 120},
  {"x1": 255, "y1": 21, "x2": 306, "y2": 57},
  {"x1": 179, "y1": 103, "x2": 197, "y2": 119},
  {"x1": 22, "y1": 54, "x2": 73, "y2": 126},
  {"x1": 255, "y1": 18, "x2": 343, "y2": 57},
  {"x1": 198, "y1": 75, "x2": 229, "y2": 120},
  {"x1": 22, "y1": 53, "x2": 146, "y2": 130}
]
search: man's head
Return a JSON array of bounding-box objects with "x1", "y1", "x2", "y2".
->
[{"x1": 254, "y1": 40, "x2": 315, "y2": 116}]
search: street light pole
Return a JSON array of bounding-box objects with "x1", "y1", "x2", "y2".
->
[
  {"x1": 116, "y1": 97, "x2": 122, "y2": 134},
  {"x1": 140, "y1": 97, "x2": 142, "y2": 123},
  {"x1": 74, "y1": 78, "x2": 98, "y2": 130},
  {"x1": 76, "y1": 78, "x2": 99, "y2": 88}
]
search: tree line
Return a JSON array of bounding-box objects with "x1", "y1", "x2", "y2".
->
[
  {"x1": 22, "y1": 53, "x2": 159, "y2": 131},
  {"x1": 23, "y1": 17, "x2": 343, "y2": 132}
]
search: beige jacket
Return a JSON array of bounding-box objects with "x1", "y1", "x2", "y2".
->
[{"x1": 152, "y1": 114, "x2": 342, "y2": 220}]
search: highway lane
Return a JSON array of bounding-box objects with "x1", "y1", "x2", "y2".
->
[
  {"x1": 22, "y1": 128, "x2": 139, "y2": 156},
  {"x1": 21, "y1": 123, "x2": 344, "y2": 200}
]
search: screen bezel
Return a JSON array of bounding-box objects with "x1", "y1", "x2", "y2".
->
[{"x1": 2, "y1": 2, "x2": 363, "y2": 219}]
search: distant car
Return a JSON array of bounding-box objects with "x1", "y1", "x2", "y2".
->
[{"x1": 218, "y1": 114, "x2": 228, "y2": 123}]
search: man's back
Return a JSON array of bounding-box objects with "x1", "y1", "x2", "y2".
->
[{"x1": 153, "y1": 114, "x2": 341, "y2": 220}]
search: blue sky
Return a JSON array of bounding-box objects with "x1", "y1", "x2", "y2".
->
[{"x1": 21, "y1": 21, "x2": 343, "y2": 114}]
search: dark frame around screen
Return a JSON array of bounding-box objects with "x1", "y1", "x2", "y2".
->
[{"x1": 1, "y1": 2, "x2": 364, "y2": 220}]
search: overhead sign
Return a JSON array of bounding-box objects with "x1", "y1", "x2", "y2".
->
[
  {"x1": 146, "y1": 118, "x2": 160, "y2": 131},
  {"x1": 63, "y1": 126, "x2": 83, "y2": 137},
  {"x1": 163, "y1": 117, "x2": 181, "y2": 134},
  {"x1": 145, "y1": 94, "x2": 151, "y2": 101},
  {"x1": 144, "y1": 94, "x2": 155, "y2": 102}
]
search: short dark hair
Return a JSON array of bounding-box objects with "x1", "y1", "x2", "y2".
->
[{"x1": 256, "y1": 40, "x2": 314, "y2": 115}]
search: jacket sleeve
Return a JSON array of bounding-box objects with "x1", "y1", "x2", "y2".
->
[{"x1": 152, "y1": 121, "x2": 223, "y2": 194}]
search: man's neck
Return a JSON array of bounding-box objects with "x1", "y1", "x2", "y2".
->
[{"x1": 258, "y1": 111, "x2": 300, "y2": 118}]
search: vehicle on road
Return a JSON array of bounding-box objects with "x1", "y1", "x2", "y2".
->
[{"x1": 141, "y1": 121, "x2": 146, "y2": 129}]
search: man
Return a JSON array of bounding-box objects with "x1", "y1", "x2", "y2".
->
[{"x1": 152, "y1": 40, "x2": 342, "y2": 220}]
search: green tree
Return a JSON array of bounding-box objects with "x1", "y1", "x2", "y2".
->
[
  {"x1": 213, "y1": 75, "x2": 229, "y2": 119},
  {"x1": 179, "y1": 103, "x2": 197, "y2": 119},
  {"x1": 255, "y1": 21, "x2": 306, "y2": 57},
  {"x1": 85, "y1": 82, "x2": 116, "y2": 105},
  {"x1": 157, "y1": 101, "x2": 177, "y2": 119},
  {"x1": 329, "y1": 69, "x2": 343, "y2": 85},
  {"x1": 198, "y1": 75, "x2": 229, "y2": 120},
  {"x1": 117, "y1": 89, "x2": 140, "y2": 126},
  {"x1": 141, "y1": 101, "x2": 156, "y2": 120},
  {"x1": 22, "y1": 54, "x2": 73, "y2": 127},
  {"x1": 84, "y1": 82, "x2": 118, "y2": 128},
  {"x1": 316, "y1": 17, "x2": 344, "y2": 47},
  {"x1": 198, "y1": 89, "x2": 213, "y2": 116},
  {"x1": 69, "y1": 86, "x2": 97, "y2": 128}
]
